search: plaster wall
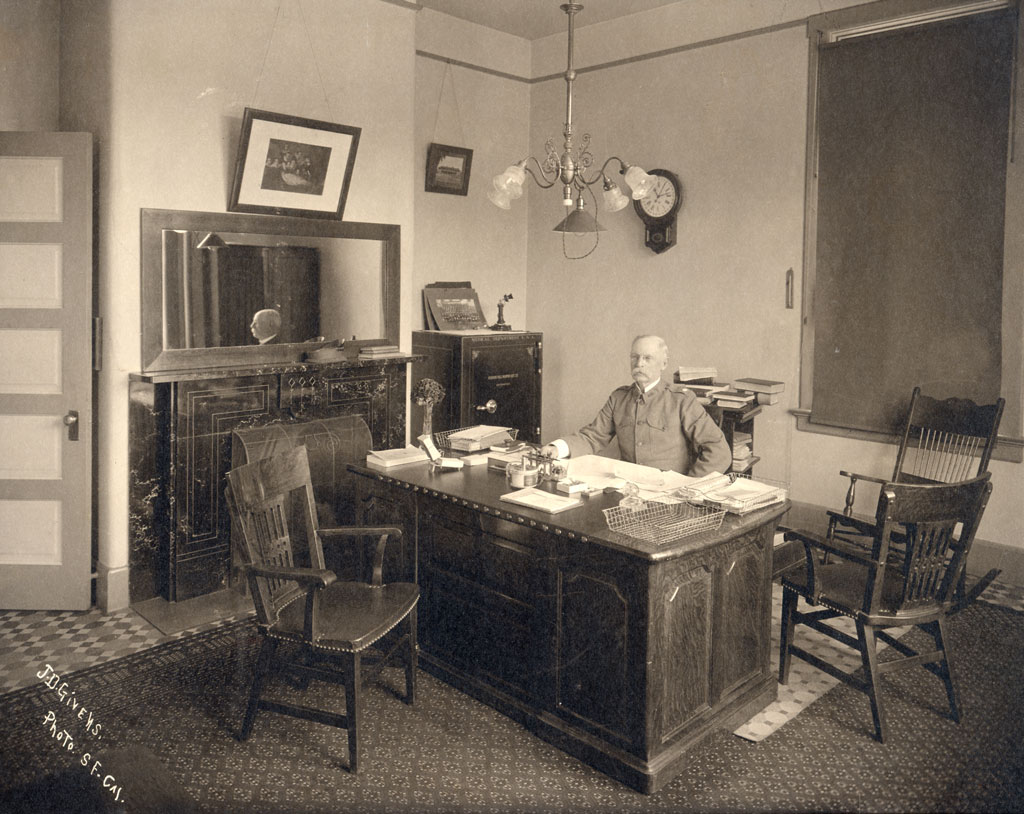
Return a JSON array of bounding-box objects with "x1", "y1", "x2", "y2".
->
[{"x1": 0, "y1": 0, "x2": 59, "y2": 130}]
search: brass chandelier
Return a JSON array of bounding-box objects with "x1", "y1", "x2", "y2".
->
[{"x1": 487, "y1": 2, "x2": 655, "y2": 258}]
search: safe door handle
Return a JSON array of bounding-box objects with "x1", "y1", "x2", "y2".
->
[
  {"x1": 64, "y1": 410, "x2": 80, "y2": 441},
  {"x1": 476, "y1": 399, "x2": 498, "y2": 414}
]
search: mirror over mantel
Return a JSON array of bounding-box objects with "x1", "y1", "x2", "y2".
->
[{"x1": 140, "y1": 209, "x2": 400, "y2": 373}]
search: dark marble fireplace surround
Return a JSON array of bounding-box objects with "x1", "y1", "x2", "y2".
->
[{"x1": 128, "y1": 356, "x2": 415, "y2": 603}]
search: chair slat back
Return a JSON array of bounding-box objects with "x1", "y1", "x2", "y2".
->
[
  {"x1": 869, "y1": 474, "x2": 992, "y2": 613},
  {"x1": 225, "y1": 446, "x2": 322, "y2": 627},
  {"x1": 894, "y1": 387, "x2": 1004, "y2": 484}
]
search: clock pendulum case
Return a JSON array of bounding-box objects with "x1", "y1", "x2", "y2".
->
[{"x1": 633, "y1": 168, "x2": 682, "y2": 254}]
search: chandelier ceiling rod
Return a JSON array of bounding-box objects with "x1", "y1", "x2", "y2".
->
[{"x1": 487, "y1": 2, "x2": 656, "y2": 256}]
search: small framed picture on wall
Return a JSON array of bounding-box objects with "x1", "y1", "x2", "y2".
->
[{"x1": 425, "y1": 143, "x2": 473, "y2": 196}]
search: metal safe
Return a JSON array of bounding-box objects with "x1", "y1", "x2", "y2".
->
[{"x1": 411, "y1": 330, "x2": 542, "y2": 443}]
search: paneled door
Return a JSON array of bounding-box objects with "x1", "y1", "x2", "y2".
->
[{"x1": 0, "y1": 133, "x2": 93, "y2": 609}]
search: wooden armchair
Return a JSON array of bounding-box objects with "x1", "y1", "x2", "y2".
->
[
  {"x1": 828, "y1": 387, "x2": 1003, "y2": 606},
  {"x1": 779, "y1": 473, "x2": 992, "y2": 742},
  {"x1": 224, "y1": 445, "x2": 418, "y2": 773}
]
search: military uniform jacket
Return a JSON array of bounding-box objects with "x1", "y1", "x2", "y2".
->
[{"x1": 563, "y1": 379, "x2": 731, "y2": 476}]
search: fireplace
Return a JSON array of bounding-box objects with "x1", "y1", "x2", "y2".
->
[{"x1": 128, "y1": 357, "x2": 413, "y2": 602}]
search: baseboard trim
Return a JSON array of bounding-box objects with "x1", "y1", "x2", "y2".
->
[
  {"x1": 96, "y1": 563, "x2": 130, "y2": 612},
  {"x1": 968, "y1": 538, "x2": 1024, "y2": 589}
]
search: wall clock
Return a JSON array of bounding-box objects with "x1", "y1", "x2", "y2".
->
[{"x1": 632, "y1": 168, "x2": 682, "y2": 254}]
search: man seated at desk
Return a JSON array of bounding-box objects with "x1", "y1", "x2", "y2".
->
[{"x1": 542, "y1": 334, "x2": 730, "y2": 477}]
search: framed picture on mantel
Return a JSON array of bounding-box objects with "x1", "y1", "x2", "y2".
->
[{"x1": 229, "y1": 108, "x2": 361, "y2": 220}]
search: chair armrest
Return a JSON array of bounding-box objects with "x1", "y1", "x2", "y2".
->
[
  {"x1": 320, "y1": 526, "x2": 403, "y2": 586},
  {"x1": 825, "y1": 510, "x2": 878, "y2": 537},
  {"x1": 246, "y1": 564, "x2": 337, "y2": 589},
  {"x1": 838, "y1": 470, "x2": 887, "y2": 486}
]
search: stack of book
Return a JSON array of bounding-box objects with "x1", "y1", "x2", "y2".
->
[
  {"x1": 683, "y1": 383, "x2": 729, "y2": 405},
  {"x1": 731, "y1": 377, "x2": 785, "y2": 405},
  {"x1": 676, "y1": 366, "x2": 718, "y2": 385},
  {"x1": 357, "y1": 344, "x2": 403, "y2": 360},
  {"x1": 446, "y1": 425, "x2": 514, "y2": 452},
  {"x1": 713, "y1": 388, "x2": 756, "y2": 409},
  {"x1": 730, "y1": 431, "x2": 754, "y2": 473}
]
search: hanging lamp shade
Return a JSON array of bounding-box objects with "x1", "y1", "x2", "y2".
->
[{"x1": 553, "y1": 200, "x2": 606, "y2": 234}]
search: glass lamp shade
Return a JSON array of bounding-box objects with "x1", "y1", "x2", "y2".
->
[
  {"x1": 487, "y1": 186, "x2": 512, "y2": 210},
  {"x1": 624, "y1": 165, "x2": 655, "y2": 199},
  {"x1": 493, "y1": 164, "x2": 526, "y2": 198},
  {"x1": 602, "y1": 181, "x2": 630, "y2": 212}
]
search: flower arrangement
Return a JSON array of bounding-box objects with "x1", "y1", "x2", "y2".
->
[
  {"x1": 413, "y1": 378, "x2": 445, "y2": 407},
  {"x1": 413, "y1": 378, "x2": 445, "y2": 437}
]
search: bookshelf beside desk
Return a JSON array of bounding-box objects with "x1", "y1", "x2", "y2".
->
[
  {"x1": 676, "y1": 374, "x2": 781, "y2": 477},
  {"x1": 720, "y1": 401, "x2": 762, "y2": 476}
]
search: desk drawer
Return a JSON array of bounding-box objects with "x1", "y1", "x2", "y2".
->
[{"x1": 422, "y1": 510, "x2": 549, "y2": 603}]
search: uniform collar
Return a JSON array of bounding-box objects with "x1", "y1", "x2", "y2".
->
[{"x1": 634, "y1": 378, "x2": 664, "y2": 401}]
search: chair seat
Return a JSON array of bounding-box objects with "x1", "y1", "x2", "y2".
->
[
  {"x1": 783, "y1": 560, "x2": 905, "y2": 618},
  {"x1": 271, "y1": 581, "x2": 420, "y2": 653}
]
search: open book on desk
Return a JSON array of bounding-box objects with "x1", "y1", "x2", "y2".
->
[{"x1": 563, "y1": 455, "x2": 694, "y2": 499}]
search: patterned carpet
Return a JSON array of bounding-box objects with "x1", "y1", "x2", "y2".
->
[{"x1": 1, "y1": 600, "x2": 1022, "y2": 813}]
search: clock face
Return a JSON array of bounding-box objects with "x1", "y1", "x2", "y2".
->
[{"x1": 638, "y1": 172, "x2": 680, "y2": 220}]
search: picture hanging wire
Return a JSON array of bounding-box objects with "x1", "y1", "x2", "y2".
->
[
  {"x1": 431, "y1": 59, "x2": 467, "y2": 147},
  {"x1": 250, "y1": 0, "x2": 336, "y2": 122}
]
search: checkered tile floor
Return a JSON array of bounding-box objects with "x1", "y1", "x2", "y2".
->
[{"x1": 0, "y1": 604, "x2": 253, "y2": 695}]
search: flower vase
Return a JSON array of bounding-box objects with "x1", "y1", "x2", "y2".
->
[{"x1": 421, "y1": 407, "x2": 433, "y2": 440}]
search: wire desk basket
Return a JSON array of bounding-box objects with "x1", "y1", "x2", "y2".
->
[
  {"x1": 432, "y1": 426, "x2": 520, "y2": 453},
  {"x1": 603, "y1": 500, "x2": 726, "y2": 545}
]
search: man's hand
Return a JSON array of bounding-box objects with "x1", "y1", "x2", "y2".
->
[{"x1": 540, "y1": 444, "x2": 559, "y2": 459}]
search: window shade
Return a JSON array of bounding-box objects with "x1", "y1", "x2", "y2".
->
[{"x1": 810, "y1": 10, "x2": 1014, "y2": 433}]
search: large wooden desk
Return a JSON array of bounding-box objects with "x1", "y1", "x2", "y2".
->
[{"x1": 350, "y1": 462, "x2": 787, "y2": 793}]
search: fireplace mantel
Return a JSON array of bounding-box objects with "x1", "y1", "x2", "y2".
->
[{"x1": 128, "y1": 355, "x2": 419, "y2": 602}]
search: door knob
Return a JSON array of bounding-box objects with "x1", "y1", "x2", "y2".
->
[
  {"x1": 476, "y1": 399, "x2": 498, "y2": 414},
  {"x1": 64, "y1": 410, "x2": 80, "y2": 441}
]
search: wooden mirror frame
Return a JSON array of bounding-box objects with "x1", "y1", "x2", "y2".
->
[{"x1": 140, "y1": 209, "x2": 400, "y2": 373}]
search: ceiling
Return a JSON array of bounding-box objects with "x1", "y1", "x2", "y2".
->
[{"x1": 417, "y1": 0, "x2": 685, "y2": 41}]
